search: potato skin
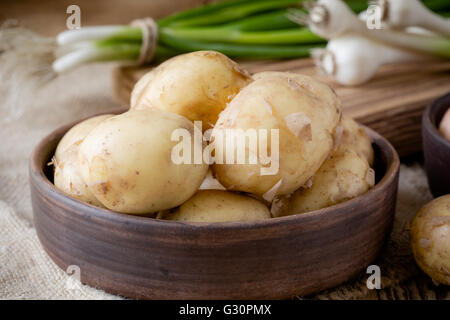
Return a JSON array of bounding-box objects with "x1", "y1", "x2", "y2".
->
[
  {"x1": 253, "y1": 71, "x2": 340, "y2": 119},
  {"x1": 53, "y1": 144, "x2": 103, "y2": 207},
  {"x1": 55, "y1": 114, "x2": 114, "y2": 160},
  {"x1": 282, "y1": 150, "x2": 373, "y2": 216},
  {"x1": 130, "y1": 69, "x2": 156, "y2": 108},
  {"x1": 158, "y1": 190, "x2": 271, "y2": 222},
  {"x1": 212, "y1": 73, "x2": 342, "y2": 198},
  {"x1": 130, "y1": 51, "x2": 252, "y2": 130},
  {"x1": 78, "y1": 109, "x2": 208, "y2": 214},
  {"x1": 338, "y1": 116, "x2": 374, "y2": 166},
  {"x1": 275, "y1": 116, "x2": 374, "y2": 216},
  {"x1": 410, "y1": 195, "x2": 450, "y2": 285},
  {"x1": 53, "y1": 114, "x2": 113, "y2": 206}
]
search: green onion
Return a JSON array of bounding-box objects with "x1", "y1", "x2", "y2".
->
[
  {"x1": 375, "y1": 0, "x2": 450, "y2": 37},
  {"x1": 166, "y1": 0, "x2": 302, "y2": 28},
  {"x1": 160, "y1": 27, "x2": 323, "y2": 45},
  {"x1": 422, "y1": 0, "x2": 450, "y2": 12},
  {"x1": 158, "y1": 0, "x2": 262, "y2": 27},
  {"x1": 159, "y1": 34, "x2": 320, "y2": 59},
  {"x1": 57, "y1": 26, "x2": 133, "y2": 45},
  {"x1": 221, "y1": 10, "x2": 300, "y2": 31},
  {"x1": 295, "y1": 0, "x2": 450, "y2": 58},
  {"x1": 52, "y1": 0, "x2": 447, "y2": 73}
]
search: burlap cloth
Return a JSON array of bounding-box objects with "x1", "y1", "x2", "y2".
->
[{"x1": 0, "y1": 61, "x2": 448, "y2": 300}]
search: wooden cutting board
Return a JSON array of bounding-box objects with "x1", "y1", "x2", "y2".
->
[{"x1": 113, "y1": 59, "x2": 450, "y2": 157}]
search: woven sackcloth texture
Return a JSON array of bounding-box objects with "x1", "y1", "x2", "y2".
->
[{"x1": 0, "y1": 58, "x2": 447, "y2": 299}]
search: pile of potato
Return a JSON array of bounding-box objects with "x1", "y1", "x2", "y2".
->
[{"x1": 53, "y1": 50, "x2": 375, "y2": 222}]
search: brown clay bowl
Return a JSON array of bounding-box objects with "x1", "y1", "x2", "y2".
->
[
  {"x1": 422, "y1": 92, "x2": 450, "y2": 198},
  {"x1": 29, "y1": 109, "x2": 399, "y2": 299}
]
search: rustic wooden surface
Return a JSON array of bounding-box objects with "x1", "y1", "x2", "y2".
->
[
  {"x1": 113, "y1": 59, "x2": 450, "y2": 157},
  {"x1": 29, "y1": 110, "x2": 399, "y2": 299}
]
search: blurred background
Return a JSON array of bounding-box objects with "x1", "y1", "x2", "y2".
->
[{"x1": 0, "y1": 0, "x2": 211, "y2": 36}]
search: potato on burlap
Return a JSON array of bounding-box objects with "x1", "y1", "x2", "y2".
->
[
  {"x1": 211, "y1": 73, "x2": 342, "y2": 200},
  {"x1": 157, "y1": 190, "x2": 271, "y2": 222},
  {"x1": 130, "y1": 50, "x2": 252, "y2": 130},
  {"x1": 78, "y1": 109, "x2": 208, "y2": 214},
  {"x1": 411, "y1": 195, "x2": 450, "y2": 286}
]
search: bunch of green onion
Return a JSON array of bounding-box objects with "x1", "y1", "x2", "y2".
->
[{"x1": 53, "y1": 0, "x2": 450, "y2": 72}]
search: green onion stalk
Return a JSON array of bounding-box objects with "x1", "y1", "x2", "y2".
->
[{"x1": 53, "y1": 0, "x2": 450, "y2": 72}]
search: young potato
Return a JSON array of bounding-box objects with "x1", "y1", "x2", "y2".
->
[
  {"x1": 253, "y1": 71, "x2": 340, "y2": 117},
  {"x1": 53, "y1": 114, "x2": 113, "y2": 206},
  {"x1": 157, "y1": 190, "x2": 271, "y2": 222},
  {"x1": 78, "y1": 109, "x2": 208, "y2": 214},
  {"x1": 276, "y1": 150, "x2": 374, "y2": 216},
  {"x1": 130, "y1": 51, "x2": 252, "y2": 130},
  {"x1": 211, "y1": 74, "x2": 342, "y2": 199},
  {"x1": 55, "y1": 114, "x2": 114, "y2": 160},
  {"x1": 410, "y1": 195, "x2": 450, "y2": 286},
  {"x1": 273, "y1": 117, "x2": 374, "y2": 216},
  {"x1": 53, "y1": 144, "x2": 103, "y2": 207},
  {"x1": 130, "y1": 69, "x2": 156, "y2": 108},
  {"x1": 338, "y1": 116, "x2": 374, "y2": 166}
]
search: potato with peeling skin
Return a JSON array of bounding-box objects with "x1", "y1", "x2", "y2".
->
[
  {"x1": 55, "y1": 114, "x2": 114, "y2": 159},
  {"x1": 411, "y1": 195, "x2": 450, "y2": 286},
  {"x1": 276, "y1": 150, "x2": 374, "y2": 216},
  {"x1": 253, "y1": 71, "x2": 341, "y2": 119},
  {"x1": 78, "y1": 109, "x2": 208, "y2": 214},
  {"x1": 157, "y1": 190, "x2": 271, "y2": 222},
  {"x1": 338, "y1": 116, "x2": 374, "y2": 166},
  {"x1": 211, "y1": 74, "x2": 342, "y2": 199},
  {"x1": 53, "y1": 114, "x2": 113, "y2": 206},
  {"x1": 273, "y1": 116, "x2": 375, "y2": 217},
  {"x1": 54, "y1": 144, "x2": 103, "y2": 207},
  {"x1": 130, "y1": 50, "x2": 252, "y2": 130}
]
